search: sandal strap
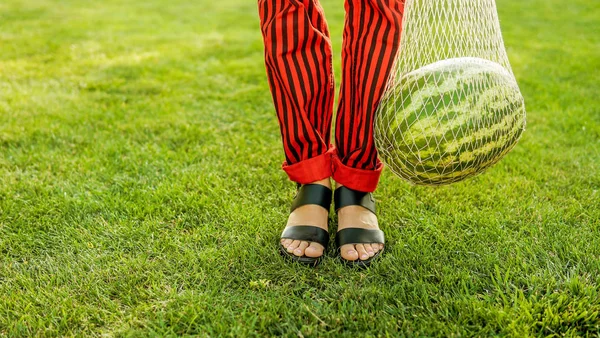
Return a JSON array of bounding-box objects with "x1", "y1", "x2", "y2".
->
[
  {"x1": 335, "y1": 228, "x2": 384, "y2": 247},
  {"x1": 290, "y1": 184, "x2": 332, "y2": 213},
  {"x1": 281, "y1": 226, "x2": 329, "y2": 249},
  {"x1": 334, "y1": 186, "x2": 376, "y2": 214}
]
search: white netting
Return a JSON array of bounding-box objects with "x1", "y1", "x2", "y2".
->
[{"x1": 374, "y1": 0, "x2": 526, "y2": 186}]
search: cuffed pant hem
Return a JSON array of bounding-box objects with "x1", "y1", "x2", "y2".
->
[
  {"x1": 331, "y1": 155, "x2": 383, "y2": 193},
  {"x1": 282, "y1": 146, "x2": 336, "y2": 184}
]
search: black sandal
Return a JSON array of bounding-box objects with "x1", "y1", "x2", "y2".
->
[
  {"x1": 334, "y1": 186, "x2": 385, "y2": 268},
  {"x1": 279, "y1": 184, "x2": 332, "y2": 266}
]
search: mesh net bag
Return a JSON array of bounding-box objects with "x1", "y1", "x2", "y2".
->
[{"x1": 374, "y1": 0, "x2": 526, "y2": 186}]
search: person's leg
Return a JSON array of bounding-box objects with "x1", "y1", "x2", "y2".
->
[
  {"x1": 258, "y1": 0, "x2": 335, "y2": 259},
  {"x1": 333, "y1": 0, "x2": 404, "y2": 261}
]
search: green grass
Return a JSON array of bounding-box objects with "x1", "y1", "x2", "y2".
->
[{"x1": 0, "y1": 0, "x2": 598, "y2": 336}]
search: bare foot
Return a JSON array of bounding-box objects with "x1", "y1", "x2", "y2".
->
[
  {"x1": 335, "y1": 184, "x2": 384, "y2": 261},
  {"x1": 280, "y1": 178, "x2": 331, "y2": 258}
]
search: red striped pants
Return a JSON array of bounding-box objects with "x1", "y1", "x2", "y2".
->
[{"x1": 258, "y1": 0, "x2": 404, "y2": 192}]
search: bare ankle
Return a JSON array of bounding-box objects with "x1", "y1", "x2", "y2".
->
[{"x1": 310, "y1": 178, "x2": 331, "y2": 188}]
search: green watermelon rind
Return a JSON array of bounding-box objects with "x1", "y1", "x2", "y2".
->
[{"x1": 375, "y1": 57, "x2": 526, "y2": 186}]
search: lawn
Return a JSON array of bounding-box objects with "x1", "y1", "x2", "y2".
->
[{"x1": 0, "y1": 0, "x2": 599, "y2": 336}]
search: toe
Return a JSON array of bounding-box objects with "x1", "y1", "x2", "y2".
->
[
  {"x1": 281, "y1": 239, "x2": 292, "y2": 248},
  {"x1": 355, "y1": 244, "x2": 369, "y2": 261},
  {"x1": 287, "y1": 240, "x2": 300, "y2": 253},
  {"x1": 372, "y1": 243, "x2": 381, "y2": 253},
  {"x1": 293, "y1": 241, "x2": 309, "y2": 257},
  {"x1": 364, "y1": 244, "x2": 375, "y2": 257},
  {"x1": 305, "y1": 242, "x2": 324, "y2": 258},
  {"x1": 340, "y1": 244, "x2": 359, "y2": 261}
]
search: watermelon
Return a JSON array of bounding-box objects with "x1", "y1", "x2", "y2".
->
[{"x1": 375, "y1": 57, "x2": 526, "y2": 185}]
